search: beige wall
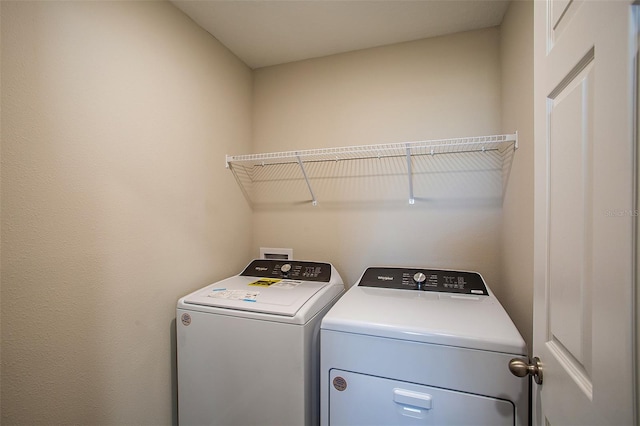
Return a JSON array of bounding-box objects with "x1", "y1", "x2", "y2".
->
[
  {"x1": 1, "y1": 1, "x2": 252, "y2": 424},
  {"x1": 1, "y1": 1, "x2": 537, "y2": 424},
  {"x1": 251, "y1": 28, "x2": 504, "y2": 288},
  {"x1": 499, "y1": 0, "x2": 535, "y2": 353}
]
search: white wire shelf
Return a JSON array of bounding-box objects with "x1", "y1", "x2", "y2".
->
[{"x1": 226, "y1": 133, "x2": 518, "y2": 206}]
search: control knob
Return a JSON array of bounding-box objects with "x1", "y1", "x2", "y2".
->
[
  {"x1": 413, "y1": 272, "x2": 426, "y2": 290},
  {"x1": 280, "y1": 263, "x2": 292, "y2": 276}
]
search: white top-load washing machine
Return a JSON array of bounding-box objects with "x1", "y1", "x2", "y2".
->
[
  {"x1": 177, "y1": 259, "x2": 344, "y2": 426},
  {"x1": 320, "y1": 266, "x2": 529, "y2": 426}
]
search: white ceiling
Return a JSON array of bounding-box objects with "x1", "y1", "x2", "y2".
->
[{"x1": 170, "y1": 0, "x2": 511, "y2": 69}]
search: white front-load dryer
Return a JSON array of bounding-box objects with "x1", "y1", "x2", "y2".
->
[
  {"x1": 177, "y1": 259, "x2": 344, "y2": 426},
  {"x1": 320, "y1": 266, "x2": 529, "y2": 426}
]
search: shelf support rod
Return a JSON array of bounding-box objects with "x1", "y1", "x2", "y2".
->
[
  {"x1": 297, "y1": 155, "x2": 318, "y2": 206},
  {"x1": 405, "y1": 144, "x2": 415, "y2": 205}
]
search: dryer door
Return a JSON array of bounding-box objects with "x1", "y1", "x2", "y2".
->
[{"x1": 328, "y1": 369, "x2": 513, "y2": 426}]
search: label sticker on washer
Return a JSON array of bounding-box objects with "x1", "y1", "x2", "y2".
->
[
  {"x1": 248, "y1": 278, "x2": 281, "y2": 287},
  {"x1": 270, "y1": 280, "x2": 301, "y2": 289},
  {"x1": 247, "y1": 279, "x2": 301, "y2": 289},
  {"x1": 208, "y1": 289, "x2": 260, "y2": 302}
]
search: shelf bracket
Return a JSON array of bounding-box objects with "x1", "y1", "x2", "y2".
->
[
  {"x1": 297, "y1": 155, "x2": 318, "y2": 206},
  {"x1": 405, "y1": 144, "x2": 415, "y2": 205}
]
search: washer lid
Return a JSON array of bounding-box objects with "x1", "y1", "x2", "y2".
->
[{"x1": 181, "y1": 274, "x2": 330, "y2": 317}]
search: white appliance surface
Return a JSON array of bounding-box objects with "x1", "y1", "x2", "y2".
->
[
  {"x1": 328, "y1": 369, "x2": 514, "y2": 426},
  {"x1": 178, "y1": 259, "x2": 345, "y2": 426},
  {"x1": 181, "y1": 275, "x2": 329, "y2": 318},
  {"x1": 320, "y1": 266, "x2": 529, "y2": 426},
  {"x1": 179, "y1": 259, "x2": 342, "y2": 324},
  {"x1": 321, "y1": 285, "x2": 526, "y2": 354}
]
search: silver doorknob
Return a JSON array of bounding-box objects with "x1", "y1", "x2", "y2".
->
[{"x1": 509, "y1": 357, "x2": 542, "y2": 385}]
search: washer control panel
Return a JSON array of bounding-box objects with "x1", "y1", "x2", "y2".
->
[
  {"x1": 358, "y1": 267, "x2": 488, "y2": 295},
  {"x1": 240, "y1": 259, "x2": 332, "y2": 282}
]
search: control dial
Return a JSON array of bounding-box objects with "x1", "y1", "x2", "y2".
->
[
  {"x1": 413, "y1": 272, "x2": 426, "y2": 290},
  {"x1": 280, "y1": 263, "x2": 292, "y2": 276}
]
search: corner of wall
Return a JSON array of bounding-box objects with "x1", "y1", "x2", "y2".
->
[{"x1": 499, "y1": 0, "x2": 535, "y2": 352}]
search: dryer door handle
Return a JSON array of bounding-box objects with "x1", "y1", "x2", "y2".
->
[{"x1": 392, "y1": 388, "x2": 433, "y2": 410}]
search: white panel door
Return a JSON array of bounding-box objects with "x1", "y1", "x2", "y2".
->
[{"x1": 533, "y1": 1, "x2": 635, "y2": 425}]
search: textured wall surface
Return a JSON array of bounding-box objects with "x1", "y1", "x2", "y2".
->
[
  {"x1": 499, "y1": 0, "x2": 535, "y2": 352},
  {"x1": 1, "y1": 1, "x2": 537, "y2": 423},
  {"x1": 1, "y1": 1, "x2": 252, "y2": 424},
  {"x1": 251, "y1": 28, "x2": 504, "y2": 288}
]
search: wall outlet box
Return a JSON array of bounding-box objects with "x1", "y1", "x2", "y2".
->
[{"x1": 259, "y1": 247, "x2": 293, "y2": 260}]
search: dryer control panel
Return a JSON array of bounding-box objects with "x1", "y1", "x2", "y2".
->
[
  {"x1": 240, "y1": 259, "x2": 332, "y2": 282},
  {"x1": 358, "y1": 267, "x2": 488, "y2": 295}
]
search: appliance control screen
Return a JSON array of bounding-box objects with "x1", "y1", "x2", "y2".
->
[
  {"x1": 240, "y1": 259, "x2": 332, "y2": 282},
  {"x1": 358, "y1": 267, "x2": 488, "y2": 295}
]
